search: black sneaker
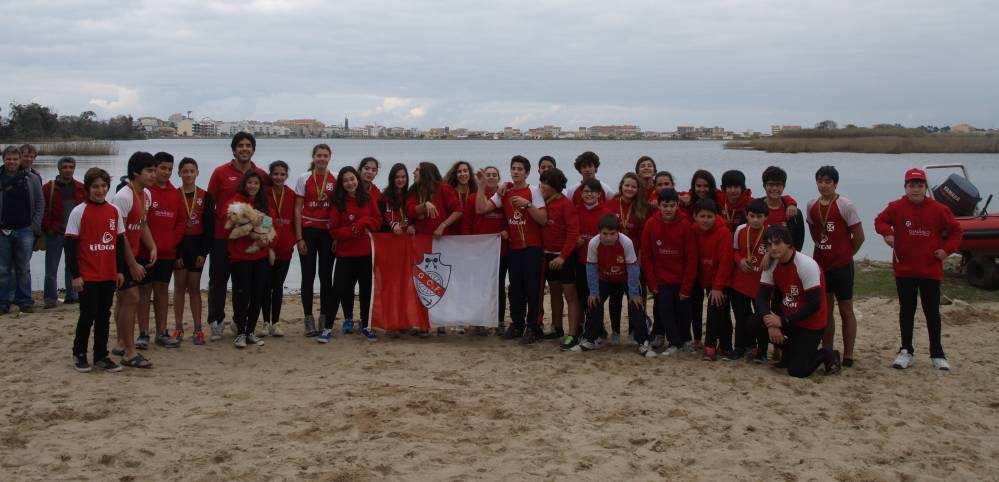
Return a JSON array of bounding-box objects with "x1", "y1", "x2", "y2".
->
[
  {"x1": 519, "y1": 328, "x2": 540, "y2": 345},
  {"x1": 824, "y1": 350, "x2": 842, "y2": 375},
  {"x1": 842, "y1": 358, "x2": 854, "y2": 368},
  {"x1": 503, "y1": 325, "x2": 524, "y2": 340},
  {"x1": 722, "y1": 348, "x2": 745, "y2": 361},
  {"x1": 542, "y1": 330, "x2": 564, "y2": 340},
  {"x1": 135, "y1": 333, "x2": 151, "y2": 350},
  {"x1": 93, "y1": 357, "x2": 122, "y2": 373},
  {"x1": 19, "y1": 305, "x2": 35, "y2": 314},
  {"x1": 73, "y1": 355, "x2": 91, "y2": 373},
  {"x1": 155, "y1": 332, "x2": 179, "y2": 348},
  {"x1": 494, "y1": 325, "x2": 506, "y2": 337}
]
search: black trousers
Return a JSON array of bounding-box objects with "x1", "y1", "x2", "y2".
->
[
  {"x1": 778, "y1": 325, "x2": 832, "y2": 378},
  {"x1": 729, "y1": 288, "x2": 759, "y2": 351},
  {"x1": 583, "y1": 280, "x2": 648, "y2": 343},
  {"x1": 896, "y1": 277, "x2": 945, "y2": 358},
  {"x1": 703, "y1": 287, "x2": 733, "y2": 352},
  {"x1": 653, "y1": 283, "x2": 692, "y2": 347},
  {"x1": 207, "y1": 238, "x2": 230, "y2": 323},
  {"x1": 261, "y1": 259, "x2": 291, "y2": 324},
  {"x1": 497, "y1": 255, "x2": 508, "y2": 327},
  {"x1": 333, "y1": 255, "x2": 373, "y2": 328},
  {"x1": 231, "y1": 258, "x2": 270, "y2": 336},
  {"x1": 73, "y1": 281, "x2": 115, "y2": 360},
  {"x1": 690, "y1": 281, "x2": 704, "y2": 342},
  {"x1": 299, "y1": 227, "x2": 334, "y2": 320},
  {"x1": 508, "y1": 246, "x2": 543, "y2": 330}
]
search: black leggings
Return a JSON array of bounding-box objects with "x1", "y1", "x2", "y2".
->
[
  {"x1": 231, "y1": 258, "x2": 270, "y2": 335},
  {"x1": 207, "y1": 238, "x2": 230, "y2": 323},
  {"x1": 73, "y1": 281, "x2": 115, "y2": 360},
  {"x1": 508, "y1": 246, "x2": 544, "y2": 331},
  {"x1": 704, "y1": 288, "x2": 733, "y2": 352},
  {"x1": 690, "y1": 282, "x2": 704, "y2": 342},
  {"x1": 730, "y1": 289, "x2": 767, "y2": 354},
  {"x1": 299, "y1": 228, "x2": 334, "y2": 320},
  {"x1": 778, "y1": 325, "x2": 833, "y2": 378},
  {"x1": 653, "y1": 283, "x2": 692, "y2": 348},
  {"x1": 498, "y1": 255, "x2": 508, "y2": 327},
  {"x1": 262, "y1": 259, "x2": 291, "y2": 324},
  {"x1": 582, "y1": 280, "x2": 647, "y2": 343},
  {"x1": 896, "y1": 277, "x2": 945, "y2": 358},
  {"x1": 333, "y1": 255, "x2": 372, "y2": 328}
]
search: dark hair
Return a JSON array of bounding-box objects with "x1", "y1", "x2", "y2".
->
[
  {"x1": 153, "y1": 152, "x2": 174, "y2": 166},
  {"x1": 658, "y1": 187, "x2": 679, "y2": 204},
  {"x1": 334, "y1": 166, "x2": 370, "y2": 211},
  {"x1": 83, "y1": 167, "x2": 111, "y2": 191},
  {"x1": 580, "y1": 178, "x2": 603, "y2": 194},
  {"x1": 358, "y1": 156, "x2": 380, "y2": 176},
  {"x1": 3, "y1": 146, "x2": 20, "y2": 159},
  {"x1": 126, "y1": 151, "x2": 156, "y2": 180},
  {"x1": 18, "y1": 144, "x2": 37, "y2": 155},
  {"x1": 597, "y1": 213, "x2": 620, "y2": 231},
  {"x1": 815, "y1": 165, "x2": 839, "y2": 184},
  {"x1": 510, "y1": 155, "x2": 531, "y2": 174},
  {"x1": 747, "y1": 198, "x2": 769, "y2": 215},
  {"x1": 635, "y1": 156, "x2": 657, "y2": 177},
  {"x1": 383, "y1": 163, "x2": 410, "y2": 210},
  {"x1": 237, "y1": 171, "x2": 268, "y2": 212},
  {"x1": 445, "y1": 161, "x2": 477, "y2": 193},
  {"x1": 309, "y1": 144, "x2": 332, "y2": 171},
  {"x1": 689, "y1": 170, "x2": 717, "y2": 201},
  {"x1": 231, "y1": 131, "x2": 256, "y2": 151},
  {"x1": 57, "y1": 156, "x2": 76, "y2": 168},
  {"x1": 412, "y1": 162, "x2": 443, "y2": 204},
  {"x1": 764, "y1": 224, "x2": 793, "y2": 246},
  {"x1": 178, "y1": 157, "x2": 198, "y2": 172},
  {"x1": 539, "y1": 155, "x2": 556, "y2": 169},
  {"x1": 655, "y1": 171, "x2": 674, "y2": 184},
  {"x1": 269, "y1": 160, "x2": 288, "y2": 174},
  {"x1": 721, "y1": 170, "x2": 746, "y2": 190},
  {"x1": 574, "y1": 151, "x2": 600, "y2": 171},
  {"x1": 616, "y1": 172, "x2": 652, "y2": 225},
  {"x1": 539, "y1": 167, "x2": 567, "y2": 192},
  {"x1": 693, "y1": 198, "x2": 718, "y2": 215},
  {"x1": 762, "y1": 166, "x2": 787, "y2": 186}
]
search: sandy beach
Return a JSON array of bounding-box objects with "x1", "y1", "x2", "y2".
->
[{"x1": 2, "y1": 292, "x2": 998, "y2": 481}]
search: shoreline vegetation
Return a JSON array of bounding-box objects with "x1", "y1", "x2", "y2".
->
[
  {"x1": 0, "y1": 140, "x2": 119, "y2": 156},
  {"x1": 725, "y1": 126, "x2": 999, "y2": 154}
]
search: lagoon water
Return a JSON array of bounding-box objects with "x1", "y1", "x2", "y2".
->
[{"x1": 27, "y1": 139, "x2": 999, "y2": 292}]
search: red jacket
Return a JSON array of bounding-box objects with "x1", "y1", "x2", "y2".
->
[
  {"x1": 41, "y1": 178, "x2": 85, "y2": 234},
  {"x1": 694, "y1": 221, "x2": 733, "y2": 290},
  {"x1": 715, "y1": 189, "x2": 754, "y2": 232},
  {"x1": 730, "y1": 223, "x2": 769, "y2": 298},
  {"x1": 640, "y1": 213, "x2": 698, "y2": 296},
  {"x1": 450, "y1": 187, "x2": 476, "y2": 235},
  {"x1": 874, "y1": 196, "x2": 963, "y2": 280},
  {"x1": 605, "y1": 197, "x2": 648, "y2": 255},
  {"x1": 576, "y1": 202, "x2": 611, "y2": 259},
  {"x1": 473, "y1": 187, "x2": 508, "y2": 255},
  {"x1": 406, "y1": 182, "x2": 460, "y2": 235},
  {"x1": 145, "y1": 182, "x2": 186, "y2": 259},
  {"x1": 222, "y1": 193, "x2": 272, "y2": 262},
  {"x1": 268, "y1": 185, "x2": 296, "y2": 261},
  {"x1": 330, "y1": 195, "x2": 382, "y2": 257},
  {"x1": 207, "y1": 160, "x2": 269, "y2": 238},
  {"x1": 542, "y1": 195, "x2": 580, "y2": 259}
]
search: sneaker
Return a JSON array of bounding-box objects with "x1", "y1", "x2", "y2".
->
[
  {"x1": 931, "y1": 357, "x2": 951, "y2": 371},
  {"x1": 752, "y1": 351, "x2": 768, "y2": 364},
  {"x1": 824, "y1": 350, "x2": 842, "y2": 375},
  {"x1": 303, "y1": 315, "x2": 318, "y2": 338},
  {"x1": 703, "y1": 346, "x2": 717, "y2": 361},
  {"x1": 256, "y1": 323, "x2": 271, "y2": 338},
  {"x1": 93, "y1": 358, "x2": 122, "y2": 373},
  {"x1": 156, "y1": 332, "x2": 179, "y2": 348},
  {"x1": 580, "y1": 338, "x2": 606, "y2": 351},
  {"x1": 43, "y1": 301, "x2": 57, "y2": 309},
  {"x1": 611, "y1": 333, "x2": 621, "y2": 345},
  {"x1": 651, "y1": 335, "x2": 665, "y2": 349},
  {"x1": 721, "y1": 348, "x2": 744, "y2": 361},
  {"x1": 681, "y1": 341, "x2": 695, "y2": 353},
  {"x1": 543, "y1": 330, "x2": 563, "y2": 340},
  {"x1": 270, "y1": 322, "x2": 285, "y2": 337},
  {"x1": 19, "y1": 305, "x2": 35, "y2": 314},
  {"x1": 842, "y1": 358, "x2": 854, "y2": 368},
  {"x1": 317, "y1": 329, "x2": 333, "y2": 344},
  {"x1": 503, "y1": 325, "x2": 524, "y2": 340},
  {"x1": 233, "y1": 334, "x2": 247, "y2": 349},
  {"x1": 209, "y1": 321, "x2": 223, "y2": 341},
  {"x1": 638, "y1": 341, "x2": 657, "y2": 358},
  {"x1": 559, "y1": 335, "x2": 578, "y2": 351},
  {"x1": 246, "y1": 334, "x2": 265, "y2": 346},
  {"x1": 892, "y1": 349, "x2": 914, "y2": 369},
  {"x1": 519, "y1": 328, "x2": 540, "y2": 345},
  {"x1": 495, "y1": 325, "x2": 506, "y2": 337},
  {"x1": 360, "y1": 327, "x2": 378, "y2": 341},
  {"x1": 662, "y1": 346, "x2": 680, "y2": 357},
  {"x1": 567, "y1": 343, "x2": 583, "y2": 352},
  {"x1": 73, "y1": 355, "x2": 91, "y2": 373},
  {"x1": 193, "y1": 330, "x2": 206, "y2": 346},
  {"x1": 343, "y1": 319, "x2": 355, "y2": 335},
  {"x1": 170, "y1": 328, "x2": 184, "y2": 344},
  {"x1": 135, "y1": 333, "x2": 150, "y2": 350}
]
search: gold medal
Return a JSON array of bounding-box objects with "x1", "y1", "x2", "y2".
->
[
  {"x1": 818, "y1": 194, "x2": 838, "y2": 233},
  {"x1": 314, "y1": 170, "x2": 329, "y2": 202},
  {"x1": 182, "y1": 188, "x2": 198, "y2": 226}
]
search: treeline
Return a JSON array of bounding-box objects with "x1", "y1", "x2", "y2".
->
[
  {"x1": 776, "y1": 126, "x2": 935, "y2": 139},
  {"x1": 0, "y1": 102, "x2": 144, "y2": 141},
  {"x1": 725, "y1": 136, "x2": 999, "y2": 154}
]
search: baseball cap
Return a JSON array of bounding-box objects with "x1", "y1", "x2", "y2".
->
[{"x1": 904, "y1": 168, "x2": 927, "y2": 183}]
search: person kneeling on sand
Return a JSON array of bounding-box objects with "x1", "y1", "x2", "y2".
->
[{"x1": 755, "y1": 225, "x2": 841, "y2": 378}]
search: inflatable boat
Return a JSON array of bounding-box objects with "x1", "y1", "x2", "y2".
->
[{"x1": 925, "y1": 164, "x2": 998, "y2": 289}]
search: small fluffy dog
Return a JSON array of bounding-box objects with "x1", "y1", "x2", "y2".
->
[{"x1": 225, "y1": 201, "x2": 276, "y2": 264}]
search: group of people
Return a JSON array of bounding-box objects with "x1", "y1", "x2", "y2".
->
[{"x1": 0, "y1": 132, "x2": 963, "y2": 378}]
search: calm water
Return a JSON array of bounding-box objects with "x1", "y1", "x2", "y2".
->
[{"x1": 27, "y1": 139, "x2": 999, "y2": 292}]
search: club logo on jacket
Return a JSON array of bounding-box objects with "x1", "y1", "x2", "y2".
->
[
  {"x1": 783, "y1": 284, "x2": 800, "y2": 309},
  {"x1": 101, "y1": 232, "x2": 113, "y2": 244},
  {"x1": 414, "y1": 252, "x2": 451, "y2": 309},
  {"x1": 826, "y1": 222, "x2": 835, "y2": 232}
]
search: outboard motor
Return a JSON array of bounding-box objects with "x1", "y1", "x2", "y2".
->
[{"x1": 933, "y1": 173, "x2": 981, "y2": 217}]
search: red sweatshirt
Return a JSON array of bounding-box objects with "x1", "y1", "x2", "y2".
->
[
  {"x1": 715, "y1": 189, "x2": 753, "y2": 232},
  {"x1": 473, "y1": 187, "x2": 508, "y2": 255},
  {"x1": 451, "y1": 187, "x2": 476, "y2": 235},
  {"x1": 329, "y1": 195, "x2": 382, "y2": 257},
  {"x1": 406, "y1": 182, "x2": 460, "y2": 235},
  {"x1": 207, "y1": 160, "x2": 269, "y2": 238},
  {"x1": 542, "y1": 195, "x2": 580, "y2": 259},
  {"x1": 605, "y1": 197, "x2": 648, "y2": 254},
  {"x1": 640, "y1": 213, "x2": 698, "y2": 296},
  {"x1": 268, "y1": 185, "x2": 296, "y2": 261},
  {"x1": 874, "y1": 196, "x2": 963, "y2": 280},
  {"x1": 41, "y1": 178, "x2": 85, "y2": 233},
  {"x1": 222, "y1": 193, "x2": 272, "y2": 262},
  {"x1": 730, "y1": 223, "x2": 769, "y2": 298},
  {"x1": 694, "y1": 221, "x2": 733, "y2": 290},
  {"x1": 576, "y1": 202, "x2": 611, "y2": 259},
  {"x1": 145, "y1": 182, "x2": 185, "y2": 259}
]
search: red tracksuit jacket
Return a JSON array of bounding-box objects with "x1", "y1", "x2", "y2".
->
[
  {"x1": 874, "y1": 196, "x2": 963, "y2": 280},
  {"x1": 330, "y1": 195, "x2": 382, "y2": 257},
  {"x1": 542, "y1": 195, "x2": 580, "y2": 259},
  {"x1": 145, "y1": 182, "x2": 185, "y2": 259},
  {"x1": 640, "y1": 213, "x2": 698, "y2": 296},
  {"x1": 694, "y1": 221, "x2": 733, "y2": 290}
]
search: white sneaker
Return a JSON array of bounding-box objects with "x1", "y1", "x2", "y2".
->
[
  {"x1": 246, "y1": 334, "x2": 265, "y2": 346},
  {"x1": 255, "y1": 323, "x2": 270, "y2": 338},
  {"x1": 270, "y1": 322, "x2": 285, "y2": 337},
  {"x1": 931, "y1": 357, "x2": 951, "y2": 371},
  {"x1": 580, "y1": 339, "x2": 606, "y2": 351},
  {"x1": 681, "y1": 341, "x2": 695, "y2": 353},
  {"x1": 567, "y1": 343, "x2": 582, "y2": 352},
  {"x1": 233, "y1": 334, "x2": 247, "y2": 349},
  {"x1": 892, "y1": 349, "x2": 913, "y2": 369},
  {"x1": 611, "y1": 333, "x2": 621, "y2": 345},
  {"x1": 638, "y1": 341, "x2": 657, "y2": 358},
  {"x1": 209, "y1": 321, "x2": 223, "y2": 341},
  {"x1": 662, "y1": 346, "x2": 680, "y2": 357}
]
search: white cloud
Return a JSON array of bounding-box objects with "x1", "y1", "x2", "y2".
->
[{"x1": 86, "y1": 84, "x2": 140, "y2": 112}]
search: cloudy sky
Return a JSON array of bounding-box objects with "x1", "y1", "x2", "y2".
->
[{"x1": 2, "y1": 0, "x2": 996, "y2": 131}]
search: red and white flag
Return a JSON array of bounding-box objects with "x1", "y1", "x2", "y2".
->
[{"x1": 369, "y1": 233, "x2": 500, "y2": 330}]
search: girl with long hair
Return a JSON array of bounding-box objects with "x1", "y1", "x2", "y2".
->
[
  {"x1": 406, "y1": 162, "x2": 462, "y2": 236},
  {"x1": 224, "y1": 171, "x2": 272, "y2": 349},
  {"x1": 358, "y1": 157, "x2": 381, "y2": 204},
  {"x1": 635, "y1": 156, "x2": 658, "y2": 203},
  {"x1": 379, "y1": 163, "x2": 412, "y2": 234},
  {"x1": 473, "y1": 166, "x2": 509, "y2": 334},
  {"x1": 294, "y1": 144, "x2": 337, "y2": 337},
  {"x1": 604, "y1": 172, "x2": 653, "y2": 343},
  {"x1": 445, "y1": 161, "x2": 477, "y2": 235}
]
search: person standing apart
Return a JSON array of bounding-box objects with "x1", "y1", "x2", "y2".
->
[
  {"x1": 875, "y1": 168, "x2": 962, "y2": 371},
  {"x1": 41, "y1": 156, "x2": 85, "y2": 308},
  {"x1": 294, "y1": 144, "x2": 337, "y2": 337}
]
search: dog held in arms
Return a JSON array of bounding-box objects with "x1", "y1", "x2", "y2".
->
[{"x1": 224, "y1": 202, "x2": 276, "y2": 264}]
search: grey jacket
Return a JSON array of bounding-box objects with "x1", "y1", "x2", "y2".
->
[{"x1": 0, "y1": 168, "x2": 44, "y2": 234}]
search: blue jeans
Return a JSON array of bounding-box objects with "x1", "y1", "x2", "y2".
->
[
  {"x1": 45, "y1": 233, "x2": 78, "y2": 303},
  {"x1": 0, "y1": 227, "x2": 35, "y2": 310}
]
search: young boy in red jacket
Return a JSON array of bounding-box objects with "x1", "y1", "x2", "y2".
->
[
  {"x1": 875, "y1": 168, "x2": 963, "y2": 371},
  {"x1": 641, "y1": 188, "x2": 697, "y2": 355},
  {"x1": 729, "y1": 199, "x2": 771, "y2": 363},
  {"x1": 692, "y1": 198, "x2": 734, "y2": 360},
  {"x1": 570, "y1": 179, "x2": 610, "y2": 349}
]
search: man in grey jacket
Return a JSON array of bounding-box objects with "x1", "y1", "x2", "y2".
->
[{"x1": 1, "y1": 145, "x2": 44, "y2": 314}]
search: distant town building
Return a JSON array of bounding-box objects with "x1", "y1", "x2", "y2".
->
[
  {"x1": 275, "y1": 119, "x2": 325, "y2": 137},
  {"x1": 951, "y1": 123, "x2": 974, "y2": 134}
]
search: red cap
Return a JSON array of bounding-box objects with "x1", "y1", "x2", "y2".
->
[{"x1": 904, "y1": 168, "x2": 927, "y2": 182}]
